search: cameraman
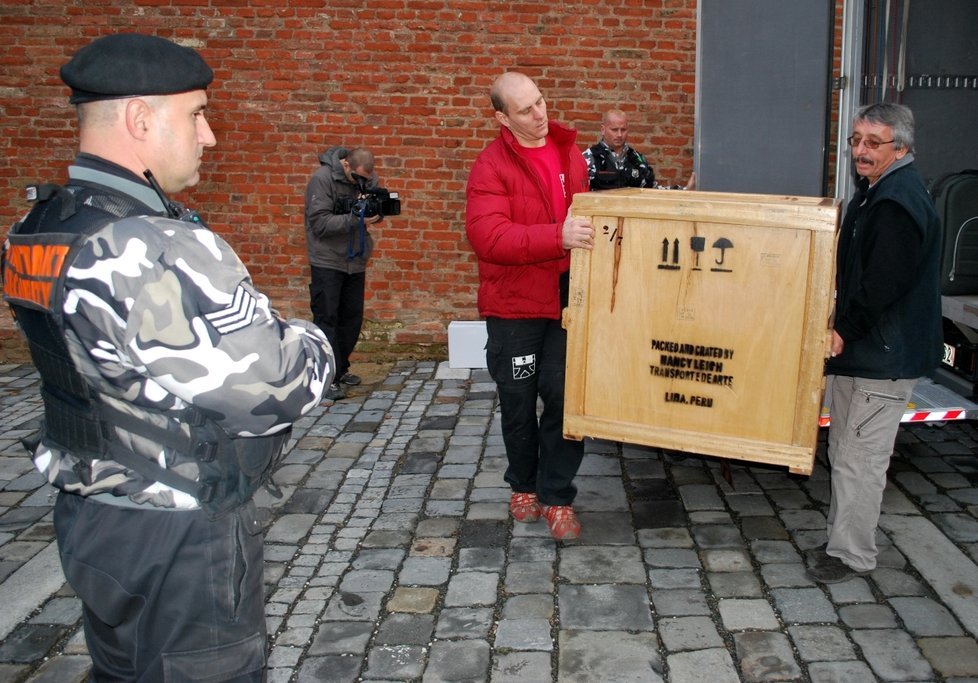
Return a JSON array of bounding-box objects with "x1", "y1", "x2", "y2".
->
[{"x1": 304, "y1": 146, "x2": 382, "y2": 400}]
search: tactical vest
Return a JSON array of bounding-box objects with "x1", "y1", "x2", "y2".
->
[
  {"x1": 2, "y1": 179, "x2": 288, "y2": 518},
  {"x1": 588, "y1": 144, "x2": 655, "y2": 190}
]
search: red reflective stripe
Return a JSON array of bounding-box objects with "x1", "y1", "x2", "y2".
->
[
  {"x1": 821, "y1": 408, "x2": 969, "y2": 427},
  {"x1": 907, "y1": 409, "x2": 966, "y2": 422}
]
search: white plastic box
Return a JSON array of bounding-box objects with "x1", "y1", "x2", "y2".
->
[{"x1": 448, "y1": 321, "x2": 488, "y2": 369}]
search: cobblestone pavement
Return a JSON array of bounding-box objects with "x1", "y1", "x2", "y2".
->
[{"x1": 1, "y1": 360, "x2": 978, "y2": 682}]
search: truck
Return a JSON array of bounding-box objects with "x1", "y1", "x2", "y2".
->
[{"x1": 694, "y1": 0, "x2": 978, "y2": 426}]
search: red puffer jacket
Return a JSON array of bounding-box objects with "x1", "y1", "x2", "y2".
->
[{"x1": 465, "y1": 121, "x2": 589, "y2": 320}]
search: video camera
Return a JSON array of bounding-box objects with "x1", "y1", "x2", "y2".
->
[{"x1": 335, "y1": 173, "x2": 401, "y2": 219}]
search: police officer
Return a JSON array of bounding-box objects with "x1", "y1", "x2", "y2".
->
[
  {"x1": 583, "y1": 109, "x2": 656, "y2": 190},
  {"x1": 583, "y1": 109, "x2": 696, "y2": 191},
  {"x1": 2, "y1": 34, "x2": 334, "y2": 681}
]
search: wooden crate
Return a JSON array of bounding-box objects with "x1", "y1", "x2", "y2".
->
[{"x1": 563, "y1": 189, "x2": 840, "y2": 475}]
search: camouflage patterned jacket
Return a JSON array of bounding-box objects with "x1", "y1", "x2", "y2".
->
[
  {"x1": 583, "y1": 140, "x2": 655, "y2": 190},
  {"x1": 4, "y1": 157, "x2": 334, "y2": 509}
]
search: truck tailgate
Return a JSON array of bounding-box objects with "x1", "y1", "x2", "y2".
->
[{"x1": 819, "y1": 376, "x2": 978, "y2": 427}]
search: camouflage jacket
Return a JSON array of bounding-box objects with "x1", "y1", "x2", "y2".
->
[
  {"x1": 10, "y1": 158, "x2": 334, "y2": 509},
  {"x1": 582, "y1": 140, "x2": 655, "y2": 190}
]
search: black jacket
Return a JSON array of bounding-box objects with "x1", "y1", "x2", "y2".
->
[
  {"x1": 827, "y1": 159, "x2": 943, "y2": 379},
  {"x1": 585, "y1": 141, "x2": 655, "y2": 190}
]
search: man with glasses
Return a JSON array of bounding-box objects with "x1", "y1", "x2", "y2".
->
[{"x1": 807, "y1": 103, "x2": 942, "y2": 583}]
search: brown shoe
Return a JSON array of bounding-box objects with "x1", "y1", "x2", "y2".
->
[
  {"x1": 542, "y1": 505, "x2": 581, "y2": 540},
  {"x1": 509, "y1": 492, "x2": 543, "y2": 523}
]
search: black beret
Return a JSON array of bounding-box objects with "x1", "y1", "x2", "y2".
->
[{"x1": 60, "y1": 33, "x2": 213, "y2": 104}]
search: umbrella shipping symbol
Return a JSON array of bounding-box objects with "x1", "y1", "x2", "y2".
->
[{"x1": 653, "y1": 234, "x2": 734, "y2": 273}]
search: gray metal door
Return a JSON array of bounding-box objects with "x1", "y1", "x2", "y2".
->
[{"x1": 695, "y1": 0, "x2": 835, "y2": 196}]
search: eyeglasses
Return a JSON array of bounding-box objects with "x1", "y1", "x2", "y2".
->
[{"x1": 847, "y1": 135, "x2": 895, "y2": 150}]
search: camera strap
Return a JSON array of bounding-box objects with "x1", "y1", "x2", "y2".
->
[{"x1": 347, "y1": 207, "x2": 368, "y2": 260}]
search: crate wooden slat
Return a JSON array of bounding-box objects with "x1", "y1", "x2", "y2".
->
[{"x1": 563, "y1": 189, "x2": 840, "y2": 475}]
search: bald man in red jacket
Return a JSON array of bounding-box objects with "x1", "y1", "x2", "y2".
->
[{"x1": 465, "y1": 71, "x2": 595, "y2": 540}]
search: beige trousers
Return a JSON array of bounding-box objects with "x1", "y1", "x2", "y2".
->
[{"x1": 825, "y1": 375, "x2": 917, "y2": 572}]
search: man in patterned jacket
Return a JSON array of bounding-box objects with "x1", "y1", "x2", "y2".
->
[
  {"x1": 583, "y1": 109, "x2": 656, "y2": 190},
  {"x1": 583, "y1": 109, "x2": 696, "y2": 191},
  {"x1": 2, "y1": 34, "x2": 334, "y2": 681}
]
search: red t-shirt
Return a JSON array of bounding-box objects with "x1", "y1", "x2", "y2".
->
[{"x1": 518, "y1": 138, "x2": 568, "y2": 220}]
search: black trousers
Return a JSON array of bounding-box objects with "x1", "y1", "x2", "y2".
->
[
  {"x1": 54, "y1": 493, "x2": 266, "y2": 682},
  {"x1": 485, "y1": 316, "x2": 584, "y2": 506},
  {"x1": 309, "y1": 265, "x2": 365, "y2": 378}
]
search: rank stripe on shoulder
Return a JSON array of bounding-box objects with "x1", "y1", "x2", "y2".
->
[{"x1": 204, "y1": 285, "x2": 258, "y2": 334}]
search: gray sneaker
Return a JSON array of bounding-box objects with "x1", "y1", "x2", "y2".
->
[
  {"x1": 339, "y1": 372, "x2": 362, "y2": 386},
  {"x1": 324, "y1": 383, "x2": 346, "y2": 401},
  {"x1": 806, "y1": 552, "x2": 871, "y2": 584},
  {"x1": 803, "y1": 544, "x2": 829, "y2": 564}
]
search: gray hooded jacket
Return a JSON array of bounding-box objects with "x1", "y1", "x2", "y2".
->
[{"x1": 303, "y1": 146, "x2": 377, "y2": 273}]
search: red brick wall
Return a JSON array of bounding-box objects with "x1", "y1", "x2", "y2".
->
[{"x1": 0, "y1": 0, "x2": 699, "y2": 362}]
